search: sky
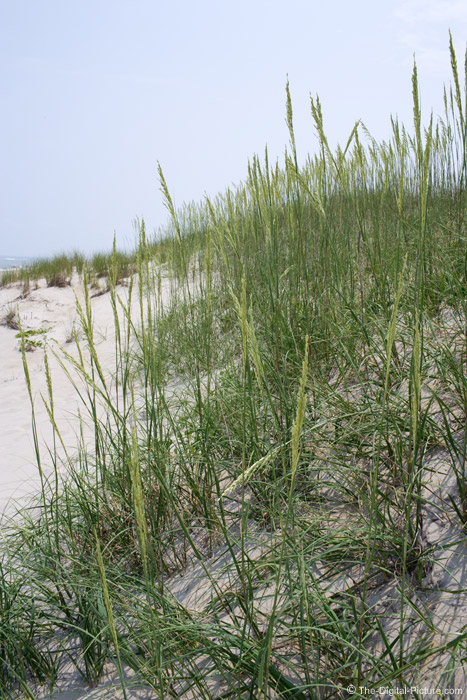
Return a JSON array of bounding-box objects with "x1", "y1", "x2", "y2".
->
[{"x1": 1, "y1": 0, "x2": 467, "y2": 258}]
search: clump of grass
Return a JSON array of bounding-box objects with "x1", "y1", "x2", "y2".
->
[
  {"x1": 47, "y1": 272, "x2": 70, "y2": 288},
  {"x1": 1, "y1": 307, "x2": 19, "y2": 330},
  {"x1": 90, "y1": 250, "x2": 135, "y2": 284},
  {"x1": 0, "y1": 269, "x2": 20, "y2": 287}
]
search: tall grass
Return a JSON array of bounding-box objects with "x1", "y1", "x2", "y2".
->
[{"x1": 2, "y1": 39, "x2": 467, "y2": 697}]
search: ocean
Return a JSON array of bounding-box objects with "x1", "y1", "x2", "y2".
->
[{"x1": 0, "y1": 255, "x2": 33, "y2": 270}]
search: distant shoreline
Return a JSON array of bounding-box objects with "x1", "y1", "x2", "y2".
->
[
  {"x1": 0, "y1": 256, "x2": 33, "y2": 283},
  {"x1": 0, "y1": 255, "x2": 33, "y2": 270}
]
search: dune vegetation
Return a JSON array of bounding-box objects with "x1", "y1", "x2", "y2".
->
[
  {"x1": 3, "y1": 38, "x2": 467, "y2": 698},
  {"x1": 0, "y1": 250, "x2": 135, "y2": 290}
]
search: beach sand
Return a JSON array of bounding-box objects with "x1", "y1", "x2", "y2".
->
[{"x1": 0, "y1": 275, "x2": 128, "y2": 515}]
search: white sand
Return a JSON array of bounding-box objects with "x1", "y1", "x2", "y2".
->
[{"x1": 0, "y1": 275, "x2": 144, "y2": 516}]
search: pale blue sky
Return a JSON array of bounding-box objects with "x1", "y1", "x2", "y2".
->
[{"x1": 1, "y1": 0, "x2": 467, "y2": 257}]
